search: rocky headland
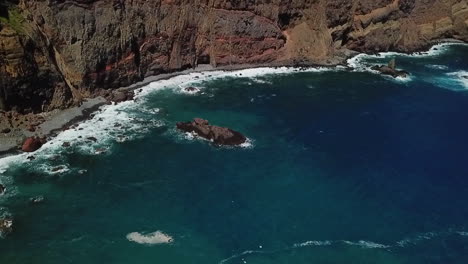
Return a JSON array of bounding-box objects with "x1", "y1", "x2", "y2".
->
[{"x1": 0, "y1": 0, "x2": 467, "y2": 151}]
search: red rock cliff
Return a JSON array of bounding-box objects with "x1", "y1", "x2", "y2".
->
[{"x1": 0, "y1": 0, "x2": 467, "y2": 113}]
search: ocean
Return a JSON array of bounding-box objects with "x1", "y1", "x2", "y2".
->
[{"x1": 1, "y1": 43, "x2": 468, "y2": 263}]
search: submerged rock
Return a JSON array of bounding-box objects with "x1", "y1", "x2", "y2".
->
[
  {"x1": 30, "y1": 196, "x2": 45, "y2": 204},
  {"x1": 51, "y1": 166, "x2": 66, "y2": 173},
  {"x1": 94, "y1": 148, "x2": 107, "y2": 155},
  {"x1": 87, "y1": 137, "x2": 98, "y2": 142},
  {"x1": 371, "y1": 59, "x2": 409, "y2": 78},
  {"x1": 22, "y1": 137, "x2": 45, "y2": 152},
  {"x1": 176, "y1": 118, "x2": 246, "y2": 146}
]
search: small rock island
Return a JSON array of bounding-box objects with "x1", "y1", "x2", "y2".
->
[
  {"x1": 176, "y1": 118, "x2": 247, "y2": 146},
  {"x1": 371, "y1": 59, "x2": 409, "y2": 78}
]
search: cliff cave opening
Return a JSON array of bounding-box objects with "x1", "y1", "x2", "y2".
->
[{"x1": 197, "y1": 55, "x2": 210, "y2": 65}]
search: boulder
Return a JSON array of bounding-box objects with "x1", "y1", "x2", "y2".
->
[
  {"x1": 22, "y1": 137, "x2": 45, "y2": 152},
  {"x1": 176, "y1": 118, "x2": 246, "y2": 146},
  {"x1": 108, "y1": 90, "x2": 135, "y2": 103}
]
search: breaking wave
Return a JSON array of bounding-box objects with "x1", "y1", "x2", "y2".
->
[{"x1": 346, "y1": 42, "x2": 467, "y2": 83}]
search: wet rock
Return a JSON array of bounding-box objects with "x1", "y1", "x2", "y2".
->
[
  {"x1": 62, "y1": 142, "x2": 71, "y2": 148},
  {"x1": 87, "y1": 137, "x2": 97, "y2": 142},
  {"x1": 108, "y1": 90, "x2": 135, "y2": 103},
  {"x1": 176, "y1": 118, "x2": 247, "y2": 146},
  {"x1": 27, "y1": 156, "x2": 36, "y2": 161},
  {"x1": 0, "y1": 218, "x2": 13, "y2": 237},
  {"x1": 371, "y1": 59, "x2": 409, "y2": 78},
  {"x1": 22, "y1": 137, "x2": 45, "y2": 152},
  {"x1": 0, "y1": 184, "x2": 5, "y2": 195},
  {"x1": 184, "y1": 87, "x2": 200, "y2": 93}
]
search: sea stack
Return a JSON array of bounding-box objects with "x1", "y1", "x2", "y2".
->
[
  {"x1": 371, "y1": 59, "x2": 409, "y2": 78},
  {"x1": 176, "y1": 118, "x2": 247, "y2": 146}
]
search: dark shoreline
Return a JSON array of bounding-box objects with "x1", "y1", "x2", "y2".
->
[{"x1": 0, "y1": 39, "x2": 466, "y2": 159}]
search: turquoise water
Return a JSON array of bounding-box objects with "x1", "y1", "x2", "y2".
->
[{"x1": 1, "y1": 44, "x2": 468, "y2": 263}]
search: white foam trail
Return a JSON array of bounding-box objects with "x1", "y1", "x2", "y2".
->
[
  {"x1": 396, "y1": 231, "x2": 439, "y2": 247},
  {"x1": 293, "y1": 240, "x2": 333, "y2": 247},
  {"x1": 126, "y1": 231, "x2": 173, "y2": 245},
  {"x1": 219, "y1": 229, "x2": 468, "y2": 263},
  {"x1": 342, "y1": 240, "x2": 390, "y2": 249},
  {"x1": 425, "y1": 64, "x2": 449, "y2": 70},
  {"x1": 219, "y1": 250, "x2": 265, "y2": 264}
]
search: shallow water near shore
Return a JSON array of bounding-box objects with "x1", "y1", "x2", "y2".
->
[{"x1": 1, "y1": 44, "x2": 468, "y2": 263}]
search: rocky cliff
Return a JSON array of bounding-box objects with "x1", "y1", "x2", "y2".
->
[{"x1": 0, "y1": 0, "x2": 467, "y2": 113}]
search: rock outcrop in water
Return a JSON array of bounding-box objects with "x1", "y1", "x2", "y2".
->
[
  {"x1": 0, "y1": 217, "x2": 13, "y2": 237},
  {"x1": 371, "y1": 59, "x2": 409, "y2": 78},
  {"x1": 21, "y1": 136, "x2": 45, "y2": 152},
  {"x1": 0, "y1": 0, "x2": 467, "y2": 115},
  {"x1": 177, "y1": 118, "x2": 247, "y2": 145}
]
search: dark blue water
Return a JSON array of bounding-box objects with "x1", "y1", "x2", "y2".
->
[{"x1": 1, "y1": 44, "x2": 468, "y2": 263}]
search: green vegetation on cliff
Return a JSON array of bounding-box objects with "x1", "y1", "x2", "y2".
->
[{"x1": 0, "y1": 6, "x2": 25, "y2": 34}]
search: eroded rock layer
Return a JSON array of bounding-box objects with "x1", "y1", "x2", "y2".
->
[{"x1": 0, "y1": 0, "x2": 467, "y2": 113}]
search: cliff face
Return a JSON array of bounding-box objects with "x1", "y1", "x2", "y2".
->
[{"x1": 0, "y1": 0, "x2": 467, "y2": 113}]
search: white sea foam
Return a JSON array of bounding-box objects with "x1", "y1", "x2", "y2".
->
[
  {"x1": 446, "y1": 71, "x2": 468, "y2": 89},
  {"x1": 347, "y1": 42, "x2": 467, "y2": 82},
  {"x1": 293, "y1": 240, "x2": 333, "y2": 247},
  {"x1": 396, "y1": 231, "x2": 439, "y2": 247},
  {"x1": 239, "y1": 138, "x2": 254, "y2": 149},
  {"x1": 126, "y1": 231, "x2": 173, "y2": 245},
  {"x1": 425, "y1": 64, "x2": 449, "y2": 70}
]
